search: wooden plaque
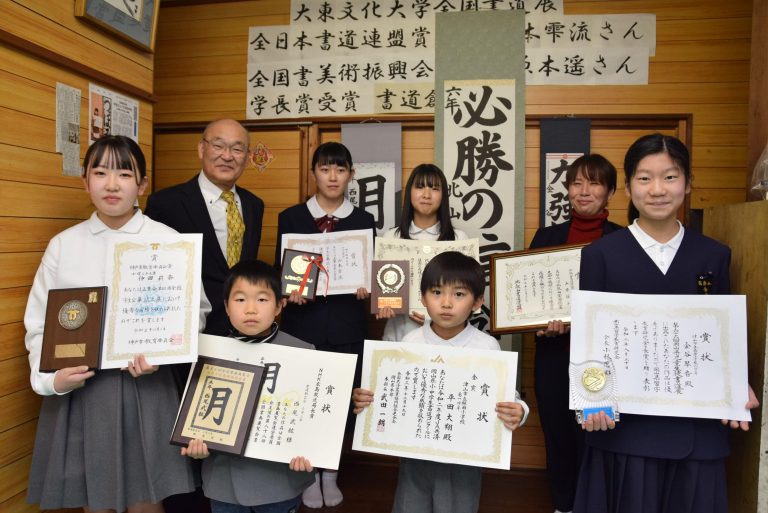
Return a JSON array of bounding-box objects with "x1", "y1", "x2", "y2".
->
[
  {"x1": 40, "y1": 286, "x2": 107, "y2": 372},
  {"x1": 171, "y1": 357, "x2": 266, "y2": 456},
  {"x1": 280, "y1": 249, "x2": 322, "y2": 300},
  {"x1": 370, "y1": 260, "x2": 410, "y2": 315}
]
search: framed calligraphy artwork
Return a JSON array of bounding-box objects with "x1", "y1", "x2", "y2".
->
[
  {"x1": 75, "y1": 0, "x2": 160, "y2": 52},
  {"x1": 195, "y1": 334, "x2": 357, "y2": 470},
  {"x1": 171, "y1": 357, "x2": 266, "y2": 455},
  {"x1": 570, "y1": 290, "x2": 751, "y2": 421},
  {"x1": 490, "y1": 244, "x2": 584, "y2": 334}
]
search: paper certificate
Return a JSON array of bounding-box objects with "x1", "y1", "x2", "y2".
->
[
  {"x1": 353, "y1": 340, "x2": 518, "y2": 469},
  {"x1": 490, "y1": 245, "x2": 583, "y2": 334},
  {"x1": 281, "y1": 229, "x2": 373, "y2": 295},
  {"x1": 101, "y1": 234, "x2": 203, "y2": 369},
  {"x1": 192, "y1": 334, "x2": 357, "y2": 470},
  {"x1": 570, "y1": 290, "x2": 750, "y2": 421},
  {"x1": 375, "y1": 238, "x2": 480, "y2": 315}
]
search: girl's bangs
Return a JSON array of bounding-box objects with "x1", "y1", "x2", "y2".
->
[
  {"x1": 413, "y1": 169, "x2": 441, "y2": 188},
  {"x1": 88, "y1": 144, "x2": 138, "y2": 174}
]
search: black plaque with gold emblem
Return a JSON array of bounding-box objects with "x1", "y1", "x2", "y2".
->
[
  {"x1": 40, "y1": 286, "x2": 108, "y2": 372},
  {"x1": 171, "y1": 356, "x2": 267, "y2": 455},
  {"x1": 370, "y1": 260, "x2": 409, "y2": 315},
  {"x1": 280, "y1": 249, "x2": 323, "y2": 300}
]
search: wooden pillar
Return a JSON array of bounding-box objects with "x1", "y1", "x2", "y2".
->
[
  {"x1": 703, "y1": 201, "x2": 768, "y2": 512},
  {"x1": 747, "y1": 0, "x2": 768, "y2": 199}
]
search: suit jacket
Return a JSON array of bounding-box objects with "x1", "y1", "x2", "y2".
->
[
  {"x1": 275, "y1": 203, "x2": 375, "y2": 347},
  {"x1": 145, "y1": 176, "x2": 265, "y2": 336},
  {"x1": 579, "y1": 227, "x2": 732, "y2": 460}
]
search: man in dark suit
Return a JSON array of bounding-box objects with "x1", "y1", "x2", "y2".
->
[{"x1": 146, "y1": 119, "x2": 264, "y2": 336}]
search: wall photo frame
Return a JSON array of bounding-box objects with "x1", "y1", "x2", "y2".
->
[{"x1": 75, "y1": 0, "x2": 159, "y2": 52}]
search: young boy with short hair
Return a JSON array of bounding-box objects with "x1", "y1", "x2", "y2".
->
[
  {"x1": 353, "y1": 251, "x2": 529, "y2": 513},
  {"x1": 182, "y1": 260, "x2": 316, "y2": 513}
]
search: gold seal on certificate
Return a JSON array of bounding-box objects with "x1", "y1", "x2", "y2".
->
[
  {"x1": 371, "y1": 260, "x2": 409, "y2": 314},
  {"x1": 569, "y1": 359, "x2": 619, "y2": 423}
]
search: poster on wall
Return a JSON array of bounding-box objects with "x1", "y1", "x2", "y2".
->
[
  {"x1": 88, "y1": 84, "x2": 139, "y2": 144},
  {"x1": 56, "y1": 82, "x2": 82, "y2": 176}
]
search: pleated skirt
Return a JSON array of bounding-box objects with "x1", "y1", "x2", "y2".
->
[
  {"x1": 573, "y1": 445, "x2": 727, "y2": 513},
  {"x1": 27, "y1": 367, "x2": 196, "y2": 511}
]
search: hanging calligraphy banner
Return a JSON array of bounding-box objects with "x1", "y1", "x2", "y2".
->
[
  {"x1": 570, "y1": 290, "x2": 751, "y2": 422},
  {"x1": 539, "y1": 118, "x2": 591, "y2": 227}
]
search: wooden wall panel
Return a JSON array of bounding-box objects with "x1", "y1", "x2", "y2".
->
[
  {"x1": 0, "y1": 3, "x2": 156, "y2": 511},
  {"x1": 153, "y1": 0, "x2": 753, "y2": 474}
]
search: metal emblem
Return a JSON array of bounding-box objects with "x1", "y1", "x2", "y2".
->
[
  {"x1": 58, "y1": 300, "x2": 88, "y2": 330},
  {"x1": 376, "y1": 263, "x2": 405, "y2": 294},
  {"x1": 581, "y1": 367, "x2": 607, "y2": 392}
]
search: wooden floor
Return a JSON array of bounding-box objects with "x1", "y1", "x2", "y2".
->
[{"x1": 299, "y1": 451, "x2": 553, "y2": 513}]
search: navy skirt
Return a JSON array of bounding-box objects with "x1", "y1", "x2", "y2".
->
[{"x1": 574, "y1": 445, "x2": 727, "y2": 513}]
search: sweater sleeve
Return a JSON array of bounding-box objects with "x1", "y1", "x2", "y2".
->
[{"x1": 24, "y1": 238, "x2": 64, "y2": 396}]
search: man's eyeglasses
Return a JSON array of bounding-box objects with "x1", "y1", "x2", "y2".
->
[{"x1": 202, "y1": 138, "x2": 248, "y2": 158}]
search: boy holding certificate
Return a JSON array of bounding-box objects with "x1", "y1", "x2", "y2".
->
[
  {"x1": 182, "y1": 260, "x2": 316, "y2": 513},
  {"x1": 353, "y1": 252, "x2": 529, "y2": 513}
]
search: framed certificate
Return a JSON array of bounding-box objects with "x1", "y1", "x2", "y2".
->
[
  {"x1": 40, "y1": 286, "x2": 107, "y2": 371},
  {"x1": 280, "y1": 249, "x2": 323, "y2": 299},
  {"x1": 489, "y1": 244, "x2": 584, "y2": 334},
  {"x1": 171, "y1": 356, "x2": 266, "y2": 455}
]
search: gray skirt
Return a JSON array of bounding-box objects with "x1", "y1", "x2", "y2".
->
[{"x1": 27, "y1": 367, "x2": 196, "y2": 511}]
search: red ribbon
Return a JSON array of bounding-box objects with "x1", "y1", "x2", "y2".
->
[
  {"x1": 314, "y1": 215, "x2": 339, "y2": 233},
  {"x1": 298, "y1": 254, "x2": 330, "y2": 298}
]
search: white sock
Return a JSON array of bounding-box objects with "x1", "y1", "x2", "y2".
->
[
  {"x1": 322, "y1": 470, "x2": 344, "y2": 507},
  {"x1": 302, "y1": 471, "x2": 323, "y2": 509}
]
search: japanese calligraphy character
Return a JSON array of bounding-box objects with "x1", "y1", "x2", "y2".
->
[
  {"x1": 616, "y1": 56, "x2": 637, "y2": 75},
  {"x1": 338, "y1": 30, "x2": 359, "y2": 49},
  {"x1": 250, "y1": 96, "x2": 267, "y2": 116},
  {"x1": 400, "y1": 90, "x2": 423, "y2": 110},
  {"x1": 356, "y1": 175, "x2": 386, "y2": 228},
  {"x1": 293, "y1": 66, "x2": 312, "y2": 87},
  {"x1": 249, "y1": 33, "x2": 270, "y2": 51},
  {"x1": 202, "y1": 387, "x2": 232, "y2": 425},
  {"x1": 293, "y1": 30, "x2": 312, "y2": 50},
  {"x1": 317, "y1": 64, "x2": 336, "y2": 84},
  {"x1": 342, "y1": 90, "x2": 360, "y2": 112},
  {"x1": 450, "y1": 85, "x2": 511, "y2": 128},
  {"x1": 535, "y1": 0, "x2": 557, "y2": 13},
  {"x1": 318, "y1": 1, "x2": 335, "y2": 22},
  {"x1": 293, "y1": 3, "x2": 311, "y2": 22},
  {"x1": 545, "y1": 21, "x2": 565, "y2": 43},
  {"x1": 340, "y1": 63, "x2": 359, "y2": 82},
  {"x1": 525, "y1": 22, "x2": 540, "y2": 42},
  {"x1": 454, "y1": 130, "x2": 513, "y2": 186},
  {"x1": 362, "y1": 1, "x2": 382, "y2": 18},
  {"x1": 564, "y1": 55, "x2": 585, "y2": 76},
  {"x1": 539, "y1": 54, "x2": 560, "y2": 76},
  {"x1": 377, "y1": 88, "x2": 395, "y2": 110},
  {"x1": 600, "y1": 21, "x2": 613, "y2": 40},
  {"x1": 387, "y1": 29, "x2": 406, "y2": 48},
  {"x1": 363, "y1": 62, "x2": 384, "y2": 81},
  {"x1": 623, "y1": 21, "x2": 644, "y2": 40},
  {"x1": 411, "y1": 60, "x2": 434, "y2": 78},
  {"x1": 362, "y1": 28, "x2": 382, "y2": 48},
  {"x1": 413, "y1": 26, "x2": 430, "y2": 48},
  {"x1": 388, "y1": 0, "x2": 406, "y2": 17},
  {"x1": 570, "y1": 21, "x2": 590, "y2": 42},
  {"x1": 388, "y1": 60, "x2": 408, "y2": 79}
]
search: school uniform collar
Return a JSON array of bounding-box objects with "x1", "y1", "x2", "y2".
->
[
  {"x1": 198, "y1": 170, "x2": 237, "y2": 205},
  {"x1": 87, "y1": 209, "x2": 145, "y2": 234},
  {"x1": 423, "y1": 320, "x2": 475, "y2": 347},
  {"x1": 628, "y1": 219, "x2": 685, "y2": 250},
  {"x1": 410, "y1": 221, "x2": 440, "y2": 237},
  {"x1": 306, "y1": 195, "x2": 354, "y2": 219}
]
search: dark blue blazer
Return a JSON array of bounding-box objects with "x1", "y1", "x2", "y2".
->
[
  {"x1": 579, "y1": 227, "x2": 732, "y2": 459},
  {"x1": 145, "y1": 176, "x2": 265, "y2": 336},
  {"x1": 275, "y1": 203, "x2": 375, "y2": 347}
]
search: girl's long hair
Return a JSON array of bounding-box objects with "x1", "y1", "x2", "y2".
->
[{"x1": 396, "y1": 164, "x2": 456, "y2": 241}]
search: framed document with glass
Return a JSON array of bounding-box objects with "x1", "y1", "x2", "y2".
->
[
  {"x1": 40, "y1": 286, "x2": 108, "y2": 371},
  {"x1": 281, "y1": 229, "x2": 373, "y2": 295},
  {"x1": 171, "y1": 357, "x2": 266, "y2": 455},
  {"x1": 570, "y1": 290, "x2": 751, "y2": 422},
  {"x1": 190, "y1": 334, "x2": 358, "y2": 469},
  {"x1": 353, "y1": 340, "x2": 518, "y2": 469},
  {"x1": 100, "y1": 233, "x2": 203, "y2": 369},
  {"x1": 375, "y1": 238, "x2": 480, "y2": 315},
  {"x1": 489, "y1": 244, "x2": 584, "y2": 334}
]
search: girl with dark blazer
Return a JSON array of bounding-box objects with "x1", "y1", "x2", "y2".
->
[
  {"x1": 274, "y1": 142, "x2": 375, "y2": 509},
  {"x1": 530, "y1": 154, "x2": 622, "y2": 513},
  {"x1": 574, "y1": 134, "x2": 757, "y2": 513}
]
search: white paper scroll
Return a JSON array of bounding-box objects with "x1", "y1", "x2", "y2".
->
[
  {"x1": 375, "y1": 237, "x2": 480, "y2": 315},
  {"x1": 102, "y1": 234, "x2": 202, "y2": 369},
  {"x1": 570, "y1": 290, "x2": 751, "y2": 422},
  {"x1": 194, "y1": 334, "x2": 357, "y2": 470},
  {"x1": 353, "y1": 340, "x2": 518, "y2": 469},
  {"x1": 281, "y1": 228, "x2": 373, "y2": 295}
]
